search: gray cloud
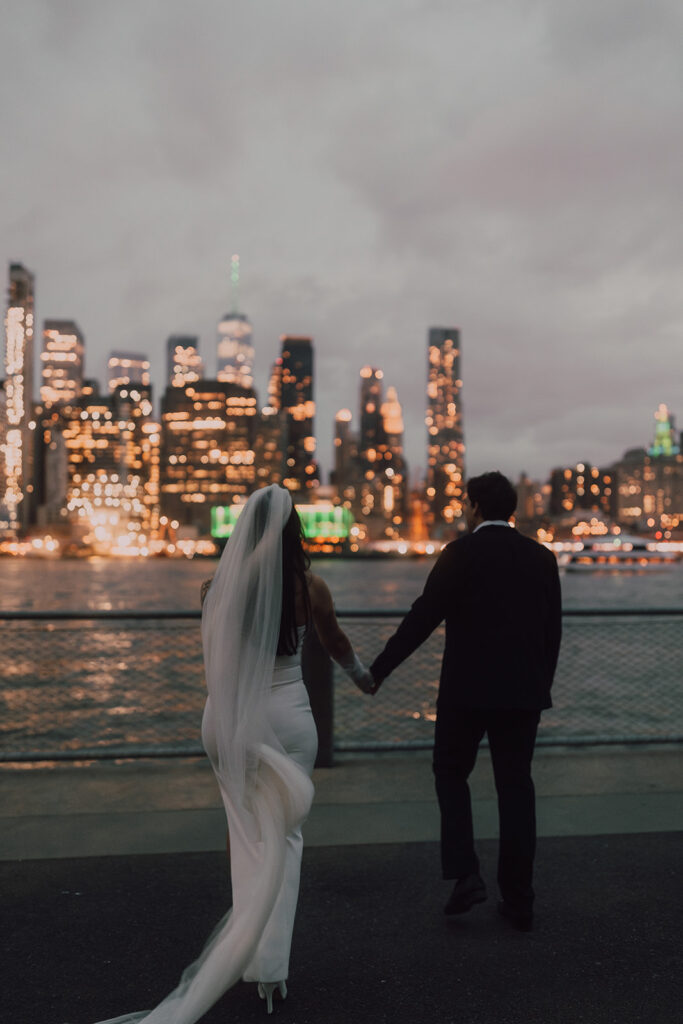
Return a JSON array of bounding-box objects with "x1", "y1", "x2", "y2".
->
[{"x1": 1, "y1": 0, "x2": 681, "y2": 485}]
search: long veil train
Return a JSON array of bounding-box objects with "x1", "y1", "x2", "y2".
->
[{"x1": 79, "y1": 486, "x2": 314, "y2": 1024}]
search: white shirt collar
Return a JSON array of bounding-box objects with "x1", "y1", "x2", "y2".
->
[{"x1": 473, "y1": 520, "x2": 512, "y2": 533}]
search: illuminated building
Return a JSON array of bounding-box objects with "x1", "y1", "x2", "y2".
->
[
  {"x1": 425, "y1": 327, "x2": 465, "y2": 534},
  {"x1": 112, "y1": 384, "x2": 159, "y2": 536},
  {"x1": 280, "y1": 335, "x2": 318, "y2": 493},
  {"x1": 379, "y1": 385, "x2": 407, "y2": 535},
  {"x1": 549, "y1": 462, "x2": 616, "y2": 519},
  {"x1": 217, "y1": 314, "x2": 254, "y2": 388},
  {"x1": 359, "y1": 366, "x2": 384, "y2": 459},
  {"x1": 167, "y1": 335, "x2": 203, "y2": 388},
  {"x1": 160, "y1": 379, "x2": 258, "y2": 534},
  {"x1": 252, "y1": 357, "x2": 286, "y2": 486},
  {"x1": 60, "y1": 386, "x2": 118, "y2": 529},
  {"x1": 107, "y1": 351, "x2": 151, "y2": 392},
  {"x1": 0, "y1": 381, "x2": 8, "y2": 531},
  {"x1": 614, "y1": 407, "x2": 683, "y2": 533},
  {"x1": 267, "y1": 357, "x2": 283, "y2": 410},
  {"x1": 648, "y1": 403, "x2": 680, "y2": 457},
  {"x1": 357, "y1": 366, "x2": 384, "y2": 524},
  {"x1": 35, "y1": 401, "x2": 68, "y2": 525},
  {"x1": 515, "y1": 474, "x2": 548, "y2": 525},
  {"x1": 217, "y1": 256, "x2": 253, "y2": 388},
  {"x1": 254, "y1": 405, "x2": 285, "y2": 487},
  {"x1": 332, "y1": 409, "x2": 356, "y2": 491},
  {"x1": 40, "y1": 320, "x2": 84, "y2": 407},
  {"x1": 57, "y1": 381, "x2": 158, "y2": 549},
  {"x1": 330, "y1": 408, "x2": 363, "y2": 529},
  {"x1": 3, "y1": 263, "x2": 36, "y2": 532},
  {"x1": 354, "y1": 367, "x2": 407, "y2": 538}
]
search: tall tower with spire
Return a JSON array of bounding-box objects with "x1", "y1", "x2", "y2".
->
[{"x1": 217, "y1": 254, "x2": 254, "y2": 388}]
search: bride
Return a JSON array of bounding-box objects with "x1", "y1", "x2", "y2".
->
[{"x1": 82, "y1": 484, "x2": 373, "y2": 1023}]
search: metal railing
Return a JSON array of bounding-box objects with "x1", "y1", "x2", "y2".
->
[{"x1": 1, "y1": 608, "x2": 681, "y2": 763}]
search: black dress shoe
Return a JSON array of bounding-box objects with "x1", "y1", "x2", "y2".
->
[
  {"x1": 444, "y1": 874, "x2": 487, "y2": 915},
  {"x1": 497, "y1": 900, "x2": 533, "y2": 931}
]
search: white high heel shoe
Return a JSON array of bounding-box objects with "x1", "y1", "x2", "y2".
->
[{"x1": 257, "y1": 980, "x2": 287, "y2": 1014}]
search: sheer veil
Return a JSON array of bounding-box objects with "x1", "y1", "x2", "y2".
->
[{"x1": 82, "y1": 485, "x2": 315, "y2": 1024}]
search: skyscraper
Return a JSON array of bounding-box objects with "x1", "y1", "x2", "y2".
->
[
  {"x1": 41, "y1": 320, "x2": 84, "y2": 407},
  {"x1": 217, "y1": 313, "x2": 254, "y2": 388},
  {"x1": 380, "y1": 385, "x2": 407, "y2": 533},
  {"x1": 425, "y1": 327, "x2": 465, "y2": 533},
  {"x1": 160, "y1": 379, "x2": 258, "y2": 533},
  {"x1": 3, "y1": 263, "x2": 36, "y2": 531},
  {"x1": 112, "y1": 384, "x2": 159, "y2": 537},
  {"x1": 252, "y1": 358, "x2": 286, "y2": 488},
  {"x1": 216, "y1": 256, "x2": 254, "y2": 388},
  {"x1": 0, "y1": 381, "x2": 8, "y2": 531},
  {"x1": 166, "y1": 335, "x2": 203, "y2": 388},
  {"x1": 359, "y1": 366, "x2": 384, "y2": 461},
  {"x1": 46, "y1": 379, "x2": 159, "y2": 546},
  {"x1": 549, "y1": 462, "x2": 615, "y2": 519},
  {"x1": 332, "y1": 408, "x2": 356, "y2": 491},
  {"x1": 107, "y1": 351, "x2": 151, "y2": 392},
  {"x1": 60, "y1": 383, "x2": 119, "y2": 528},
  {"x1": 355, "y1": 368, "x2": 407, "y2": 537},
  {"x1": 280, "y1": 335, "x2": 318, "y2": 493},
  {"x1": 648, "y1": 403, "x2": 680, "y2": 457}
]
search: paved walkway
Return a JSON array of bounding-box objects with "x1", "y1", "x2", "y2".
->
[
  {"x1": 2, "y1": 745, "x2": 682, "y2": 1023},
  {"x1": 2, "y1": 744, "x2": 682, "y2": 860}
]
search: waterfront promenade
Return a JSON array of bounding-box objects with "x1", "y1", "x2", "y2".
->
[{"x1": 2, "y1": 743, "x2": 681, "y2": 1023}]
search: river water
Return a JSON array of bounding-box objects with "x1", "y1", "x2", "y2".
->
[
  {"x1": 1, "y1": 557, "x2": 681, "y2": 756},
  {"x1": 1, "y1": 555, "x2": 682, "y2": 612}
]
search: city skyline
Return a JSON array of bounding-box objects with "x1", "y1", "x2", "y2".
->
[
  {"x1": 2, "y1": 252, "x2": 680, "y2": 549},
  {"x1": 3, "y1": 262, "x2": 679, "y2": 494},
  {"x1": 1, "y1": 2, "x2": 682, "y2": 483}
]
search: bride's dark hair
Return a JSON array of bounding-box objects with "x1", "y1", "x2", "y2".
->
[{"x1": 278, "y1": 504, "x2": 311, "y2": 655}]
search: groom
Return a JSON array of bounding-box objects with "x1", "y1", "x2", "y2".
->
[{"x1": 369, "y1": 471, "x2": 561, "y2": 930}]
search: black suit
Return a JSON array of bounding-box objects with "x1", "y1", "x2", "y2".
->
[{"x1": 370, "y1": 524, "x2": 562, "y2": 912}]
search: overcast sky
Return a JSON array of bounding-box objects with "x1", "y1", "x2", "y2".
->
[{"x1": 2, "y1": 0, "x2": 682, "y2": 484}]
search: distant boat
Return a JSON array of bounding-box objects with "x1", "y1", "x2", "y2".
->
[{"x1": 564, "y1": 534, "x2": 681, "y2": 571}]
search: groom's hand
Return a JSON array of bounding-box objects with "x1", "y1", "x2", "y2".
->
[
  {"x1": 354, "y1": 669, "x2": 376, "y2": 695},
  {"x1": 368, "y1": 667, "x2": 384, "y2": 695}
]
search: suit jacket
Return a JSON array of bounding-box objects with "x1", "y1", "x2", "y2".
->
[{"x1": 370, "y1": 525, "x2": 562, "y2": 711}]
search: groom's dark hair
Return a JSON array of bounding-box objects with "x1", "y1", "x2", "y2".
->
[{"x1": 467, "y1": 471, "x2": 517, "y2": 521}]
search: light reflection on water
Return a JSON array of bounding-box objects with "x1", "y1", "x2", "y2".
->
[
  {"x1": 0, "y1": 557, "x2": 681, "y2": 755},
  {"x1": 0, "y1": 555, "x2": 681, "y2": 611}
]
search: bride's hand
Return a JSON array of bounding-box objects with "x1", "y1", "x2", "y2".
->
[{"x1": 354, "y1": 669, "x2": 377, "y2": 695}]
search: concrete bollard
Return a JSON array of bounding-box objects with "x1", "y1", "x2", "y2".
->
[{"x1": 302, "y1": 625, "x2": 334, "y2": 768}]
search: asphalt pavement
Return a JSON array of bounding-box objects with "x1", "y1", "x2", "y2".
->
[{"x1": 2, "y1": 747, "x2": 681, "y2": 1024}]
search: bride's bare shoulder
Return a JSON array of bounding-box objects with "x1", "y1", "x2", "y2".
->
[{"x1": 306, "y1": 571, "x2": 332, "y2": 607}]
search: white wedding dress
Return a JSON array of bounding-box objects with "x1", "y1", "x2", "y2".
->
[
  {"x1": 202, "y1": 625, "x2": 317, "y2": 985},
  {"x1": 79, "y1": 486, "x2": 318, "y2": 1024}
]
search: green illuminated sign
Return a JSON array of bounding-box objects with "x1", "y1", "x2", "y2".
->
[{"x1": 211, "y1": 502, "x2": 352, "y2": 540}]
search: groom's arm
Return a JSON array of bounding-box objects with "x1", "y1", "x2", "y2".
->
[{"x1": 370, "y1": 543, "x2": 456, "y2": 684}]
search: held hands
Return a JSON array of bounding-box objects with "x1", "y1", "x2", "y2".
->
[
  {"x1": 368, "y1": 667, "x2": 384, "y2": 696},
  {"x1": 353, "y1": 668, "x2": 376, "y2": 696},
  {"x1": 338, "y1": 648, "x2": 382, "y2": 696},
  {"x1": 351, "y1": 666, "x2": 384, "y2": 696}
]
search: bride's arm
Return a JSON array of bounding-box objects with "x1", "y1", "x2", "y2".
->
[{"x1": 307, "y1": 574, "x2": 374, "y2": 693}]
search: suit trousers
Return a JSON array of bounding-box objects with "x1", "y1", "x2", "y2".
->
[{"x1": 433, "y1": 707, "x2": 541, "y2": 912}]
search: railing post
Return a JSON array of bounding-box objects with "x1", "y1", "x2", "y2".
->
[{"x1": 302, "y1": 625, "x2": 334, "y2": 768}]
